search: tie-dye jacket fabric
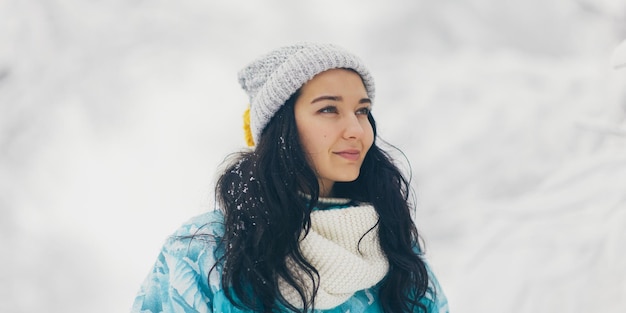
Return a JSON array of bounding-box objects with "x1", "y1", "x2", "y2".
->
[{"x1": 131, "y1": 209, "x2": 450, "y2": 313}]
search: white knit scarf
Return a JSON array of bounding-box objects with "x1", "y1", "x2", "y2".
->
[{"x1": 277, "y1": 203, "x2": 389, "y2": 309}]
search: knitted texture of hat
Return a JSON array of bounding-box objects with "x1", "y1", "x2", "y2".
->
[{"x1": 238, "y1": 43, "x2": 376, "y2": 144}]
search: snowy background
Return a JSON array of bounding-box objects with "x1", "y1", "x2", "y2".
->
[{"x1": 1, "y1": 0, "x2": 626, "y2": 312}]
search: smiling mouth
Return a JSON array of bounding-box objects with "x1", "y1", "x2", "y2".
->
[{"x1": 334, "y1": 150, "x2": 360, "y2": 161}]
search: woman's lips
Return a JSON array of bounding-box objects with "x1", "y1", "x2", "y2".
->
[{"x1": 334, "y1": 149, "x2": 360, "y2": 161}]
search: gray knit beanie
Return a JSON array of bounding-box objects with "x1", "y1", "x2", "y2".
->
[{"x1": 238, "y1": 42, "x2": 375, "y2": 146}]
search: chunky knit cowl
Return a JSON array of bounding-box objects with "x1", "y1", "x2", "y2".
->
[{"x1": 278, "y1": 202, "x2": 389, "y2": 309}]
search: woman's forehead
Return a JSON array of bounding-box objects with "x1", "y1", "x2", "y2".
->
[{"x1": 299, "y1": 69, "x2": 368, "y2": 96}]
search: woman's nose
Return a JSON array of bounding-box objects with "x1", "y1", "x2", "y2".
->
[{"x1": 343, "y1": 114, "x2": 365, "y2": 139}]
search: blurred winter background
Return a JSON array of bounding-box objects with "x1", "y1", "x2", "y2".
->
[{"x1": 1, "y1": 0, "x2": 626, "y2": 312}]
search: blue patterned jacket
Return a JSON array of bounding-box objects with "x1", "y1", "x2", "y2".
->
[{"x1": 131, "y1": 209, "x2": 450, "y2": 313}]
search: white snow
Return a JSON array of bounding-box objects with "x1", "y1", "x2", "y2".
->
[{"x1": 1, "y1": 0, "x2": 625, "y2": 312}]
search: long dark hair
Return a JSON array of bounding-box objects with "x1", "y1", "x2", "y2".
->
[{"x1": 214, "y1": 91, "x2": 432, "y2": 312}]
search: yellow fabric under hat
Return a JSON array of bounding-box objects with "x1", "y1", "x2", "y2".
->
[{"x1": 243, "y1": 105, "x2": 254, "y2": 147}]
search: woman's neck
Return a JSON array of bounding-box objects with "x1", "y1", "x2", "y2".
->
[{"x1": 318, "y1": 180, "x2": 334, "y2": 197}]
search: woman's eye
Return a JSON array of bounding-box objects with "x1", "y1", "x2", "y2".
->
[
  {"x1": 356, "y1": 107, "x2": 371, "y2": 115},
  {"x1": 319, "y1": 106, "x2": 337, "y2": 114}
]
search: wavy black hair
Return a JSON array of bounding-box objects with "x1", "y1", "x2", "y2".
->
[{"x1": 213, "y1": 91, "x2": 432, "y2": 312}]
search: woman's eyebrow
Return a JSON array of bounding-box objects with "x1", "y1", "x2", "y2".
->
[
  {"x1": 311, "y1": 95, "x2": 341, "y2": 104},
  {"x1": 310, "y1": 96, "x2": 372, "y2": 104}
]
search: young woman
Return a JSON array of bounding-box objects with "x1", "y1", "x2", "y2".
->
[{"x1": 131, "y1": 43, "x2": 449, "y2": 313}]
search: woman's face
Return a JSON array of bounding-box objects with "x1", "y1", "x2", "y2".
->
[{"x1": 294, "y1": 68, "x2": 374, "y2": 197}]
